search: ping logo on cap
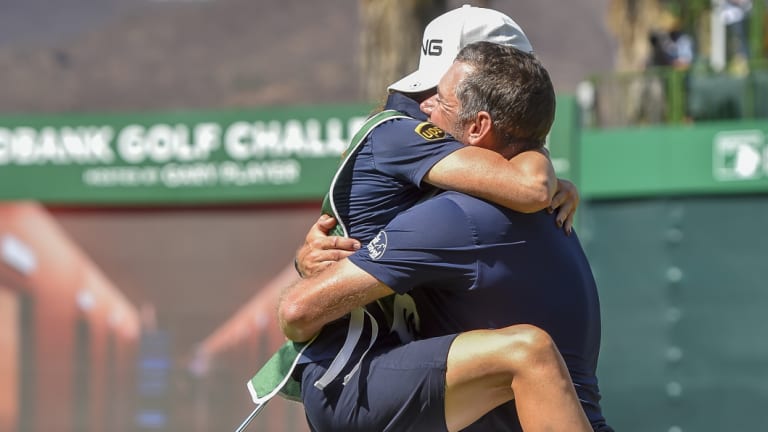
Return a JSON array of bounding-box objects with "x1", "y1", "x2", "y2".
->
[
  {"x1": 422, "y1": 39, "x2": 443, "y2": 56},
  {"x1": 415, "y1": 122, "x2": 446, "y2": 140}
]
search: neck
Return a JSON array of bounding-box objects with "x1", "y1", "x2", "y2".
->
[{"x1": 501, "y1": 139, "x2": 541, "y2": 159}]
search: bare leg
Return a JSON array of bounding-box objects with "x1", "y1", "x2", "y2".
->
[{"x1": 444, "y1": 324, "x2": 591, "y2": 432}]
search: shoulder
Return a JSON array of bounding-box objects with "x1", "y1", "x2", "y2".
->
[
  {"x1": 424, "y1": 191, "x2": 501, "y2": 217},
  {"x1": 387, "y1": 192, "x2": 486, "y2": 239},
  {"x1": 357, "y1": 193, "x2": 481, "y2": 268},
  {"x1": 370, "y1": 117, "x2": 452, "y2": 146},
  {"x1": 401, "y1": 191, "x2": 477, "y2": 219},
  {"x1": 408, "y1": 192, "x2": 547, "y2": 239}
]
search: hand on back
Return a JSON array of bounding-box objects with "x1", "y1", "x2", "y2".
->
[{"x1": 295, "y1": 215, "x2": 362, "y2": 278}]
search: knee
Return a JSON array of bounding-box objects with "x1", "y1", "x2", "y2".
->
[{"x1": 497, "y1": 324, "x2": 559, "y2": 370}]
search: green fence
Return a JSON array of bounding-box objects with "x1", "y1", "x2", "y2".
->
[
  {"x1": 583, "y1": 62, "x2": 768, "y2": 129},
  {"x1": 579, "y1": 120, "x2": 768, "y2": 431},
  {"x1": 582, "y1": 195, "x2": 768, "y2": 431}
]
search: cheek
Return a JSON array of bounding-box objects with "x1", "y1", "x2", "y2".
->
[
  {"x1": 428, "y1": 111, "x2": 443, "y2": 128},
  {"x1": 429, "y1": 108, "x2": 452, "y2": 132}
]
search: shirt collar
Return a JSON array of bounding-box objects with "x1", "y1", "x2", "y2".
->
[{"x1": 384, "y1": 92, "x2": 428, "y2": 121}]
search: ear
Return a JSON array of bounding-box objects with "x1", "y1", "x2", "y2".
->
[{"x1": 464, "y1": 111, "x2": 494, "y2": 147}]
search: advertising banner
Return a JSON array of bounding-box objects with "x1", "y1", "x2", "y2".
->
[
  {"x1": 581, "y1": 121, "x2": 768, "y2": 199},
  {"x1": 0, "y1": 97, "x2": 579, "y2": 205},
  {"x1": 0, "y1": 105, "x2": 372, "y2": 204}
]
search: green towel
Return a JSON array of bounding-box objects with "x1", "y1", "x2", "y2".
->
[
  {"x1": 246, "y1": 340, "x2": 310, "y2": 403},
  {"x1": 244, "y1": 110, "x2": 409, "y2": 407}
]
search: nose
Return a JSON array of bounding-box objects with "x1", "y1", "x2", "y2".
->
[{"x1": 419, "y1": 94, "x2": 437, "y2": 116}]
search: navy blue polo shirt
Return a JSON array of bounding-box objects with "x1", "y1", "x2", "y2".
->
[
  {"x1": 349, "y1": 191, "x2": 610, "y2": 429},
  {"x1": 299, "y1": 93, "x2": 465, "y2": 364},
  {"x1": 333, "y1": 93, "x2": 465, "y2": 243}
]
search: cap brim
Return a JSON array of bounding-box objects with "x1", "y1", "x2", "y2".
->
[{"x1": 388, "y1": 69, "x2": 439, "y2": 94}]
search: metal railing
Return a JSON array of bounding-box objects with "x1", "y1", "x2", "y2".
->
[{"x1": 579, "y1": 59, "x2": 768, "y2": 129}]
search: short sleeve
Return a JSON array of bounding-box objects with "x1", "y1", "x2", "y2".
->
[
  {"x1": 348, "y1": 193, "x2": 478, "y2": 294},
  {"x1": 370, "y1": 118, "x2": 464, "y2": 188}
]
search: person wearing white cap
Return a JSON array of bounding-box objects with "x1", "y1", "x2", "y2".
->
[
  {"x1": 279, "y1": 41, "x2": 609, "y2": 431},
  {"x1": 388, "y1": 3, "x2": 534, "y2": 94}
]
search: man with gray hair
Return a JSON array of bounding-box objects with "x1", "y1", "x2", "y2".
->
[{"x1": 279, "y1": 42, "x2": 612, "y2": 431}]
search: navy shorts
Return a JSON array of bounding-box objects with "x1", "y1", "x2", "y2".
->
[{"x1": 300, "y1": 333, "x2": 458, "y2": 432}]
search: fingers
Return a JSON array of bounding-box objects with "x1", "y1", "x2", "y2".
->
[
  {"x1": 302, "y1": 254, "x2": 352, "y2": 278},
  {"x1": 555, "y1": 202, "x2": 575, "y2": 235},
  {"x1": 563, "y1": 216, "x2": 574, "y2": 235},
  {"x1": 308, "y1": 233, "x2": 361, "y2": 253},
  {"x1": 548, "y1": 190, "x2": 566, "y2": 214},
  {"x1": 295, "y1": 214, "x2": 361, "y2": 278},
  {"x1": 315, "y1": 214, "x2": 338, "y2": 233},
  {"x1": 550, "y1": 179, "x2": 580, "y2": 235},
  {"x1": 307, "y1": 214, "x2": 337, "y2": 238},
  {"x1": 298, "y1": 247, "x2": 358, "y2": 278}
]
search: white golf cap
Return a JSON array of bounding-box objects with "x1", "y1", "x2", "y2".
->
[{"x1": 388, "y1": 4, "x2": 534, "y2": 94}]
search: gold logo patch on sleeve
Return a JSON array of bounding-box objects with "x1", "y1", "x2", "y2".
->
[{"x1": 414, "y1": 122, "x2": 446, "y2": 140}]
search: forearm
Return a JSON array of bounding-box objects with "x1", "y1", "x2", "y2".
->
[
  {"x1": 424, "y1": 146, "x2": 556, "y2": 213},
  {"x1": 278, "y1": 259, "x2": 393, "y2": 342},
  {"x1": 278, "y1": 277, "x2": 364, "y2": 342},
  {"x1": 496, "y1": 150, "x2": 556, "y2": 211}
]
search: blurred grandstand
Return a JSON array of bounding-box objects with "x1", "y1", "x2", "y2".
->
[{"x1": 582, "y1": 0, "x2": 768, "y2": 127}]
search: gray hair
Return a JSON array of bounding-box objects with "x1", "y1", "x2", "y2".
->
[{"x1": 453, "y1": 41, "x2": 556, "y2": 153}]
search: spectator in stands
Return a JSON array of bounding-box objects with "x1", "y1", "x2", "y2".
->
[
  {"x1": 718, "y1": 0, "x2": 753, "y2": 75},
  {"x1": 626, "y1": 10, "x2": 693, "y2": 125},
  {"x1": 648, "y1": 11, "x2": 694, "y2": 70}
]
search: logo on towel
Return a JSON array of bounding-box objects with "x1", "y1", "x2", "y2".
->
[
  {"x1": 367, "y1": 230, "x2": 388, "y2": 260},
  {"x1": 414, "y1": 122, "x2": 445, "y2": 140}
]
